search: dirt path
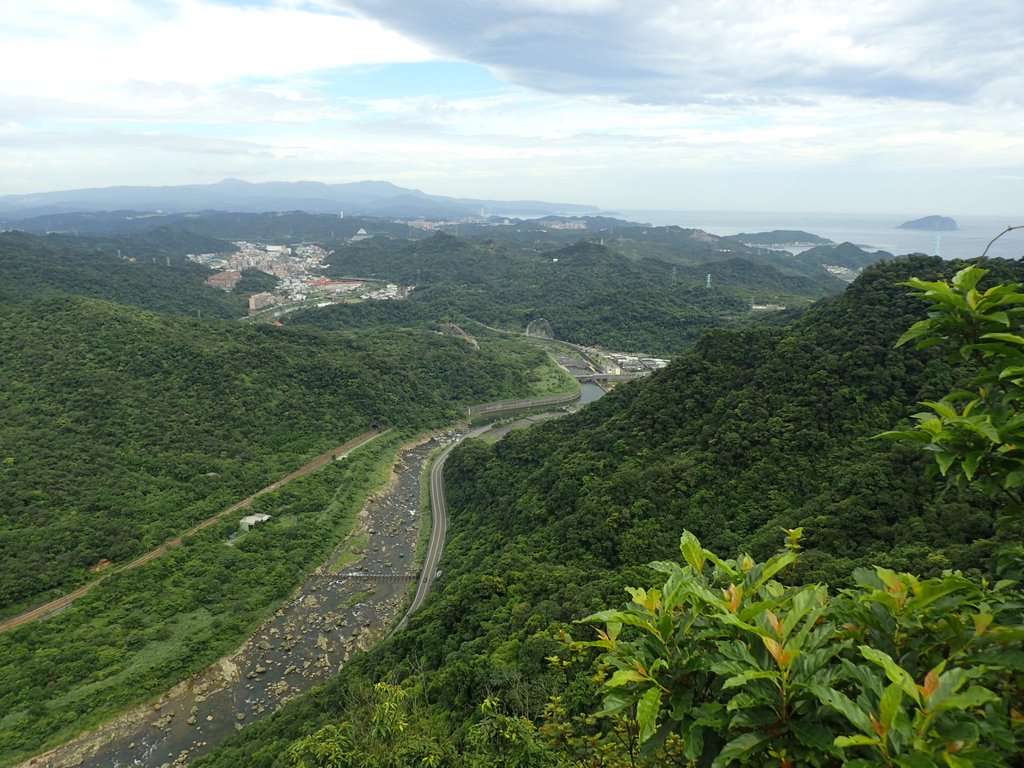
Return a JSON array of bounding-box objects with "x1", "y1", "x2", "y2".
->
[
  {"x1": 0, "y1": 428, "x2": 387, "y2": 635},
  {"x1": 21, "y1": 431, "x2": 439, "y2": 768}
]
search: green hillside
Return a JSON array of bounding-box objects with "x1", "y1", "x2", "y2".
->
[
  {"x1": 0, "y1": 307, "x2": 570, "y2": 763},
  {"x1": 3, "y1": 219, "x2": 852, "y2": 355},
  {"x1": 193, "y1": 255, "x2": 1021, "y2": 767},
  {"x1": 0, "y1": 297, "x2": 556, "y2": 612},
  {"x1": 311, "y1": 233, "x2": 841, "y2": 354},
  {"x1": 0, "y1": 230, "x2": 267, "y2": 318}
]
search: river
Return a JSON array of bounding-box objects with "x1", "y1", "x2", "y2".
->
[
  {"x1": 578, "y1": 381, "x2": 606, "y2": 404},
  {"x1": 28, "y1": 386, "x2": 606, "y2": 768},
  {"x1": 29, "y1": 437, "x2": 443, "y2": 768}
]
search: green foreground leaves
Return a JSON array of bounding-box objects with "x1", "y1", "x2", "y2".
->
[
  {"x1": 577, "y1": 531, "x2": 1023, "y2": 767},
  {"x1": 878, "y1": 265, "x2": 1024, "y2": 510}
]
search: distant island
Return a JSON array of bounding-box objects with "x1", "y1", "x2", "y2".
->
[
  {"x1": 898, "y1": 215, "x2": 957, "y2": 231},
  {"x1": 724, "y1": 229, "x2": 834, "y2": 247}
]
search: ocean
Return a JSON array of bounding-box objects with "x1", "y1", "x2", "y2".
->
[{"x1": 614, "y1": 210, "x2": 1024, "y2": 262}]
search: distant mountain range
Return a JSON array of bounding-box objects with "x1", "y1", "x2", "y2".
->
[{"x1": 0, "y1": 179, "x2": 599, "y2": 221}]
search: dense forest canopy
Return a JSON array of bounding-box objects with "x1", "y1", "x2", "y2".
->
[
  {"x1": 2, "y1": 217, "x2": 983, "y2": 766},
  {"x1": 194, "y1": 255, "x2": 1023, "y2": 767},
  {"x1": 0, "y1": 230, "x2": 268, "y2": 318},
  {"x1": 0, "y1": 294, "x2": 559, "y2": 611},
  {"x1": 0, "y1": 228, "x2": 581, "y2": 765},
  {"x1": 305, "y1": 233, "x2": 851, "y2": 354},
  {"x1": 3, "y1": 214, "x2": 872, "y2": 356}
]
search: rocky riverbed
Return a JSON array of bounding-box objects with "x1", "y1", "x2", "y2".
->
[{"x1": 23, "y1": 433, "x2": 460, "y2": 768}]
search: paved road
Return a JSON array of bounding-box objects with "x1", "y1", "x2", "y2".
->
[
  {"x1": 0, "y1": 428, "x2": 388, "y2": 635},
  {"x1": 393, "y1": 424, "x2": 495, "y2": 631},
  {"x1": 395, "y1": 390, "x2": 585, "y2": 631},
  {"x1": 395, "y1": 383, "x2": 605, "y2": 632}
]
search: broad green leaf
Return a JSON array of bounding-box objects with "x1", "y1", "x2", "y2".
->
[
  {"x1": 578, "y1": 609, "x2": 624, "y2": 624},
  {"x1": 902, "y1": 276, "x2": 955, "y2": 293},
  {"x1": 597, "y1": 691, "x2": 634, "y2": 717},
  {"x1": 748, "y1": 550, "x2": 797, "y2": 591},
  {"x1": 874, "y1": 430, "x2": 931, "y2": 442},
  {"x1": 962, "y1": 451, "x2": 982, "y2": 480},
  {"x1": 879, "y1": 682, "x2": 903, "y2": 735},
  {"x1": 711, "y1": 732, "x2": 770, "y2": 766},
  {"x1": 986, "y1": 310, "x2": 1011, "y2": 327},
  {"x1": 607, "y1": 668, "x2": 645, "y2": 687},
  {"x1": 936, "y1": 451, "x2": 957, "y2": 475},
  {"x1": 636, "y1": 686, "x2": 661, "y2": 743},
  {"x1": 703, "y1": 549, "x2": 738, "y2": 579},
  {"x1": 998, "y1": 365, "x2": 1024, "y2": 380},
  {"x1": 875, "y1": 567, "x2": 903, "y2": 591},
  {"x1": 916, "y1": 412, "x2": 948, "y2": 432},
  {"x1": 616, "y1": 612, "x2": 660, "y2": 635},
  {"x1": 981, "y1": 332, "x2": 1024, "y2": 345},
  {"x1": 684, "y1": 722, "x2": 705, "y2": 761},
  {"x1": 646, "y1": 560, "x2": 682, "y2": 577},
  {"x1": 921, "y1": 400, "x2": 961, "y2": 419},
  {"x1": 942, "y1": 754, "x2": 975, "y2": 768},
  {"x1": 781, "y1": 584, "x2": 827, "y2": 637},
  {"x1": 722, "y1": 669, "x2": 780, "y2": 689},
  {"x1": 789, "y1": 720, "x2": 837, "y2": 753},
  {"x1": 680, "y1": 531, "x2": 707, "y2": 572},
  {"x1": 717, "y1": 612, "x2": 771, "y2": 638},
  {"x1": 896, "y1": 320, "x2": 937, "y2": 348},
  {"x1": 626, "y1": 586, "x2": 661, "y2": 612},
  {"x1": 859, "y1": 646, "x2": 918, "y2": 701},
  {"x1": 834, "y1": 734, "x2": 880, "y2": 748},
  {"x1": 951, "y1": 266, "x2": 987, "y2": 292},
  {"x1": 816, "y1": 686, "x2": 875, "y2": 735},
  {"x1": 952, "y1": 416, "x2": 1000, "y2": 443},
  {"x1": 991, "y1": 290, "x2": 1024, "y2": 305},
  {"x1": 931, "y1": 685, "x2": 999, "y2": 713},
  {"x1": 907, "y1": 575, "x2": 971, "y2": 610}
]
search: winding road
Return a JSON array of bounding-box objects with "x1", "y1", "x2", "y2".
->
[
  {"x1": 396, "y1": 383, "x2": 599, "y2": 630},
  {"x1": 394, "y1": 425, "x2": 490, "y2": 631}
]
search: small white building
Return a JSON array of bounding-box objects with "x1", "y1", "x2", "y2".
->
[{"x1": 240, "y1": 513, "x2": 272, "y2": 532}]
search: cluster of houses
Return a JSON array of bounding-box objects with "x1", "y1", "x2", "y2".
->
[
  {"x1": 598, "y1": 352, "x2": 670, "y2": 374},
  {"x1": 190, "y1": 240, "x2": 412, "y2": 312}
]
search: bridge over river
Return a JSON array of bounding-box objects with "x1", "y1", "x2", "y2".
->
[{"x1": 571, "y1": 371, "x2": 650, "y2": 383}]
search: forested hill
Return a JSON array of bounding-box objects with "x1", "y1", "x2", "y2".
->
[
  {"x1": 0, "y1": 230, "x2": 269, "y2": 318},
  {"x1": 313, "y1": 234, "x2": 843, "y2": 354},
  {"x1": 194, "y1": 255, "x2": 1020, "y2": 767},
  {"x1": 0, "y1": 296, "x2": 556, "y2": 611},
  {"x1": 443, "y1": 255, "x2": 1018, "y2": 585}
]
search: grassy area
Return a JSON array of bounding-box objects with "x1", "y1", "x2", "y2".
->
[
  {"x1": 476, "y1": 335, "x2": 579, "y2": 399},
  {"x1": 527, "y1": 356, "x2": 579, "y2": 396},
  {"x1": 337, "y1": 589, "x2": 375, "y2": 613},
  {"x1": 477, "y1": 413, "x2": 562, "y2": 444},
  {"x1": 414, "y1": 440, "x2": 441, "y2": 568},
  {"x1": 0, "y1": 430, "x2": 409, "y2": 768},
  {"x1": 331, "y1": 533, "x2": 370, "y2": 571}
]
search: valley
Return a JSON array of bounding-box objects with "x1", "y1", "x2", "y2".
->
[{"x1": 1, "y1": 211, "x2": 1021, "y2": 767}]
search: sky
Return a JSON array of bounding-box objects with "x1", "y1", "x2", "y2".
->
[{"x1": 2, "y1": 0, "x2": 1023, "y2": 214}]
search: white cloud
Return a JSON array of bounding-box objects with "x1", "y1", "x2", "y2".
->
[
  {"x1": 1, "y1": 0, "x2": 434, "y2": 98},
  {"x1": 0, "y1": 0, "x2": 1022, "y2": 215},
  {"x1": 336, "y1": 0, "x2": 1024, "y2": 105}
]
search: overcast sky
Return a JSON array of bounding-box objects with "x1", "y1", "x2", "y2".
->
[{"x1": 2, "y1": 0, "x2": 1022, "y2": 214}]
